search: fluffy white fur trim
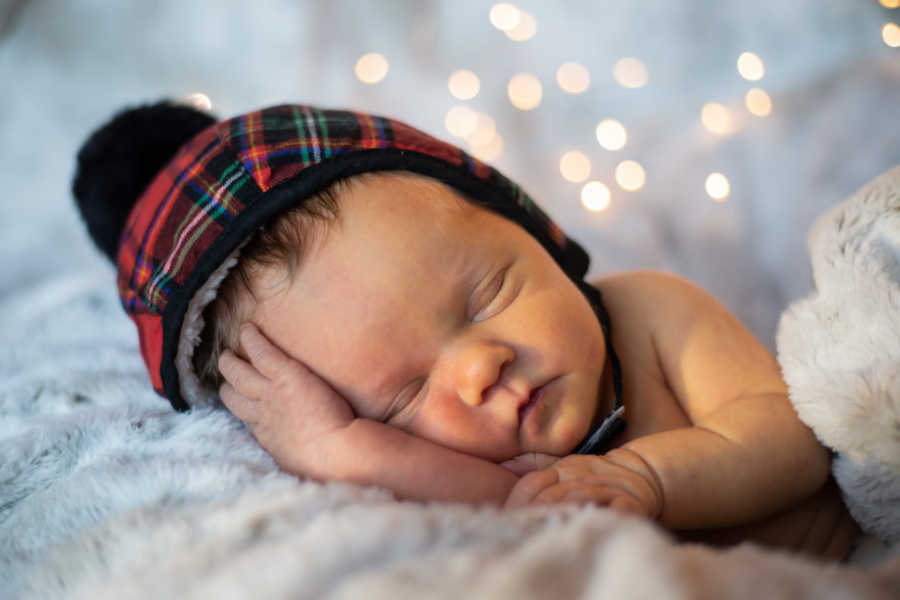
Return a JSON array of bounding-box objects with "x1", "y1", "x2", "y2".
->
[{"x1": 175, "y1": 248, "x2": 242, "y2": 408}]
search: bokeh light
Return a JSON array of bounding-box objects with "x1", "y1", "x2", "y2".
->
[
  {"x1": 595, "y1": 119, "x2": 627, "y2": 150},
  {"x1": 507, "y1": 73, "x2": 543, "y2": 110},
  {"x1": 469, "y1": 133, "x2": 504, "y2": 162},
  {"x1": 448, "y1": 69, "x2": 480, "y2": 100},
  {"x1": 615, "y1": 160, "x2": 646, "y2": 191},
  {"x1": 701, "y1": 102, "x2": 733, "y2": 135},
  {"x1": 559, "y1": 150, "x2": 591, "y2": 182},
  {"x1": 465, "y1": 112, "x2": 497, "y2": 146},
  {"x1": 505, "y1": 11, "x2": 537, "y2": 41},
  {"x1": 184, "y1": 92, "x2": 212, "y2": 111},
  {"x1": 883, "y1": 22, "x2": 900, "y2": 47},
  {"x1": 879, "y1": 0, "x2": 899, "y2": 9},
  {"x1": 354, "y1": 53, "x2": 389, "y2": 84},
  {"x1": 489, "y1": 3, "x2": 521, "y2": 31},
  {"x1": 581, "y1": 181, "x2": 611, "y2": 212},
  {"x1": 444, "y1": 105, "x2": 478, "y2": 138},
  {"x1": 737, "y1": 52, "x2": 765, "y2": 81},
  {"x1": 613, "y1": 57, "x2": 648, "y2": 88},
  {"x1": 557, "y1": 62, "x2": 590, "y2": 94},
  {"x1": 745, "y1": 88, "x2": 772, "y2": 117},
  {"x1": 705, "y1": 173, "x2": 731, "y2": 201}
]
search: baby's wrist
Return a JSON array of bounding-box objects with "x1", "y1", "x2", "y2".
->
[{"x1": 603, "y1": 447, "x2": 665, "y2": 519}]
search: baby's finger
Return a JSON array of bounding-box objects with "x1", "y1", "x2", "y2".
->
[
  {"x1": 550, "y1": 485, "x2": 648, "y2": 516},
  {"x1": 219, "y1": 381, "x2": 261, "y2": 424},
  {"x1": 239, "y1": 323, "x2": 295, "y2": 380},
  {"x1": 218, "y1": 349, "x2": 267, "y2": 399},
  {"x1": 555, "y1": 485, "x2": 630, "y2": 508},
  {"x1": 505, "y1": 468, "x2": 559, "y2": 508},
  {"x1": 608, "y1": 495, "x2": 647, "y2": 516},
  {"x1": 500, "y1": 452, "x2": 560, "y2": 476}
]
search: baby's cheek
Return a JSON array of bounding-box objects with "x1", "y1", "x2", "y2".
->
[
  {"x1": 550, "y1": 421, "x2": 587, "y2": 456},
  {"x1": 536, "y1": 402, "x2": 588, "y2": 456},
  {"x1": 570, "y1": 315, "x2": 606, "y2": 368}
]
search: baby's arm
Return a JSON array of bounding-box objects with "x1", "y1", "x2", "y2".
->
[
  {"x1": 602, "y1": 272, "x2": 830, "y2": 529},
  {"x1": 508, "y1": 273, "x2": 830, "y2": 531},
  {"x1": 219, "y1": 324, "x2": 518, "y2": 505}
]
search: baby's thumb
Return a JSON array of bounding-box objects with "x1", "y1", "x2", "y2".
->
[{"x1": 501, "y1": 452, "x2": 560, "y2": 476}]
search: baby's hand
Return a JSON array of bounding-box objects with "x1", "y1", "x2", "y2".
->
[
  {"x1": 218, "y1": 323, "x2": 355, "y2": 476},
  {"x1": 504, "y1": 449, "x2": 664, "y2": 520}
]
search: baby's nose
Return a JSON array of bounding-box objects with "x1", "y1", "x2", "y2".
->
[{"x1": 455, "y1": 342, "x2": 515, "y2": 407}]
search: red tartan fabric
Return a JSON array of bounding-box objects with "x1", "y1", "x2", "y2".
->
[{"x1": 115, "y1": 104, "x2": 581, "y2": 407}]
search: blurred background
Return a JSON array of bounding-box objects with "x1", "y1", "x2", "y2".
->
[{"x1": 1, "y1": 0, "x2": 898, "y2": 348}]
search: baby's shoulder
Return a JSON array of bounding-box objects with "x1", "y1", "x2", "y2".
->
[
  {"x1": 590, "y1": 268, "x2": 691, "y2": 296},
  {"x1": 588, "y1": 270, "x2": 706, "y2": 437},
  {"x1": 589, "y1": 269, "x2": 718, "y2": 338}
]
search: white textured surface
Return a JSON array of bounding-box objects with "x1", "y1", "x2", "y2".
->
[
  {"x1": 2, "y1": 3, "x2": 900, "y2": 598},
  {"x1": 1, "y1": 168, "x2": 899, "y2": 600}
]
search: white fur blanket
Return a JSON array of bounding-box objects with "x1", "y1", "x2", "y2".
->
[
  {"x1": 777, "y1": 165, "x2": 900, "y2": 546},
  {"x1": 3, "y1": 170, "x2": 900, "y2": 599}
]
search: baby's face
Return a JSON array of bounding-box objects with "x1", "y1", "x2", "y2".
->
[{"x1": 250, "y1": 174, "x2": 609, "y2": 462}]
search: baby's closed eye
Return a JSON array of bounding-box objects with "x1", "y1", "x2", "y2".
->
[
  {"x1": 381, "y1": 261, "x2": 523, "y2": 425},
  {"x1": 471, "y1": 263, "x2": 519, "y2": 322},
  {"x1": 383, "y1": 377, "x2": 428, "y2": 423}
]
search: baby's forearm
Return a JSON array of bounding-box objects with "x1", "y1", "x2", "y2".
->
[
  {"x1": 312, "y1": 418, "x2": 518, "y2": 505},
  {"x1": 614, "y1": 393, "x2": 831, "y2": 530}
]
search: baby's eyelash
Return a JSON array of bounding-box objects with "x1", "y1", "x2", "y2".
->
[
  {"x1": 471, "y1": 266, "x2": 512, "y2": 322},
  {"x1": 385, "y1": 377, "x2": 427, "y2": 422}
]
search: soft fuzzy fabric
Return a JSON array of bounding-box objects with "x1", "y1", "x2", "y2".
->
[
  {"x1": 777, "y1": 165, "x2": 900, "y2": 544},
  {"x1": 4, "y1": 169, "x2": 900, "y2": 598}
]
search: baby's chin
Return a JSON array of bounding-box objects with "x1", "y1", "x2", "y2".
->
[{"x1": 541, "y1": 417, "x2": 594, "y2": 456}]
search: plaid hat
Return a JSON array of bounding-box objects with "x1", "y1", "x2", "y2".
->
[{"x1": 75, "y1": 102, "x2": 598, "y2": 412}]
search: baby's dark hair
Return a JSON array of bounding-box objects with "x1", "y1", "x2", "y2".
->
[
  {"x1": 192, "y1": 171, "x2": 443, "y2": 391},
  {"x1": 192, "y1": 182, "x2": 343, "y2": 390}
]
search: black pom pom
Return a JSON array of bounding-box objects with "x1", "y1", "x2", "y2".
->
[{"x1": 72, "y1": 101, "x2": 218, "y2": 262}]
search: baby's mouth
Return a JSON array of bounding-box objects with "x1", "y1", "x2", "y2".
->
[{"x1": 518, "y1": 382, "x2": 548, "y2": 425}]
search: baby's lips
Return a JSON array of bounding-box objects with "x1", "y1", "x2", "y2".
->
[{"x1": 517, "y1": 374, "x2": 564, "y2": 426}]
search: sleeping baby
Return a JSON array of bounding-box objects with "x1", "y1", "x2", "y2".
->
[{"x1": 73, "y1": 101, "x2": 859, "y2": 560}]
